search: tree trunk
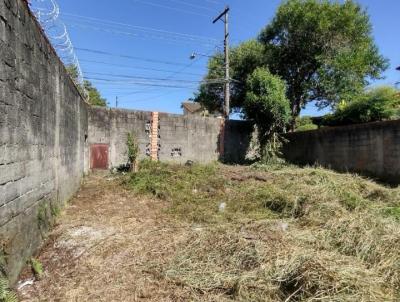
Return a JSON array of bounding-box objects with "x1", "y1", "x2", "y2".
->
[{"x1": 290, "y1": 102, "x2": 300, "y2": 132}]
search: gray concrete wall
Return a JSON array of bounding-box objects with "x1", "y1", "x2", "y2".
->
[
  {"x1": 283, "y1": 120, "x2": 400, "y2": 183},
  {"x1": 88, "y1": 107, "x2": 225, "y2": 166},
  {"x1": 88, "y1": 107, "x2": 152, "y2": 167},
  {"x1": 158, "y1": 112, "x2": 222, "y2": 164},
  {"x1": 0, "y1": 0, "x2": 88, "y2": 283}
]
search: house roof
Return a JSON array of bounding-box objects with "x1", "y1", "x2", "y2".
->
[{"x1": 182, "y1": 101, "x2": 202, "y2": 113}]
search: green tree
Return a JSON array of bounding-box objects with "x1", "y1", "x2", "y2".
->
[
  {"x1": 322, "y1": 86, "x2": 400, "y2": 126},
  {"x1": 195, "y1": 40, "x2": 265, "y2": 113},
  {"x1": 259, "y1": 0, "x2": 388, "y2": 128},
  {"x1": 65, "y1": 64, "x2": 107, "y2": 107},
  {"x1": 244, "y1": 68, "x2": 291, "y2": 160},
  {"x1": 83, "y1": 80, "x2": 107, "y2": 107},
  {"x1": 295, "y1": 116, "x2": 318, "y2": 132}
]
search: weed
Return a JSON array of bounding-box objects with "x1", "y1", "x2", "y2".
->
[
  {"x1": 383, "y1": 206, "x2": 400, "y2": 221},
  {"x1": 0, "y1": 278, "x2": 17, "y2": 302},
  {"x1": 30, "y1": 258, "x2": 44, "y2": 280},
  {"x1": 37, "y1": 202, "x2": 49, "y2": 230},
  {"x1": 50, "y1": 202, "x2": 61, "y2": 218}
]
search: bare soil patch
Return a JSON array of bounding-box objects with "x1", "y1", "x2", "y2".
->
[{"x1": 17, "y1": 173, "x2": 191, "y2": 302}]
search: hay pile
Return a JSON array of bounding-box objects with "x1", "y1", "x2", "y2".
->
[{"x1": 127, "y1": 161, "x2": 400, "y2": 301}]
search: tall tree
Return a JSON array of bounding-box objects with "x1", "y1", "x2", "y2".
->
[
  {"x1": 194, "y1": 40, "x2": 265, "y2": 114},
  {"x1": 259, "y1": 0, "x2": 388, "y2": 128},
  {"x1": 66, "y1": 65, "x2": 107, "y2": 107}
]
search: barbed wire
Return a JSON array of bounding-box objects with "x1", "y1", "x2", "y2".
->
[{"x1": 28, "y1": 0, "x2": 87, "y2": 97}]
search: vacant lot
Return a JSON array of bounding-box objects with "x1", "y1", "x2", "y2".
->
[{"x1": 17, "y1": 162, "x2": 400, "y2": 301}]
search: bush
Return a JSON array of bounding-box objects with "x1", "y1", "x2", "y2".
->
[
  {"x1": 322, "y1": 86, "x2": 400, "y2": 126},
  {"x1": 244, "y1": 68, "x2": 291, "y2": 161},
  {"x1": 295, "y1": 116, "x2": 318, "y2": 132}
]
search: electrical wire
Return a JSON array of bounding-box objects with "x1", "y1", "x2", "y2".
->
[
  {"x1": 75, "y1": 47, "x2": 194, "y2": 67},
  {"x1": 79, "y1": 59, "x2": 205, "y2": 76},
  {"x1": 131, "y1": 0, "x2": 213, "y2": 18},
  {"x1": 165, "y1": 0, "x2": 215, "y2": 12},
  {"x1": 66, "y1": 22, "x2": 218, "y2": 47},
  {"x1": 61, "y1": 13, "x2": 219, "y2": 43},
  {"x1": 84, "y1": 71, "x2": 225, "y2": 84}
]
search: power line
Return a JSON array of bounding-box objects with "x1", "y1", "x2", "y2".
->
[
  {"x1": 61, "y1": 12, "x2": 219, "y2": 43},
  {"x1": 79, "y1": 59, "x2": 205, "y2": 76},
  {"x1": 85, "y1": 77, "x2": 199, "y2": 89},
  {"x1": 84, "y1": 71, "x2": 225, "y2": 84},
  {"x1": 75, "y1": 47, "x2": 194, "y2": 67},
  {"x1": 132, "y1": 0, "x2": 213, "y2": 18},
  {"x1": 165, "y1": 0, "x2": 215, "y2": 12},
  {"x1": 67, "y1": 22, "x2": 217, "y2": 47}
]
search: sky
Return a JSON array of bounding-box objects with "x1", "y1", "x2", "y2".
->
[{"x1": 35, "y1": 0, "x2": 400, "y2": 117}]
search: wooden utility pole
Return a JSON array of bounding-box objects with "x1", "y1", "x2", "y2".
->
[{"x1": 213, "y1": 6, "x2": 230, "y2": 119}]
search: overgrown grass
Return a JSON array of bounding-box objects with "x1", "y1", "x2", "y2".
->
[{"x1": 126, "y1": 160, "x2": 400, "y2": 301}]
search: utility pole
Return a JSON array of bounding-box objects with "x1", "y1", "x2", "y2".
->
[{"x1": 213, "y1": 6, "x2": 230, "y2": 119}]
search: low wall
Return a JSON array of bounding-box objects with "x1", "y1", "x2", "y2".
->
[
  {"x1": 283, "y1": 120, "x2": 400, "y2": 183},
  {"x1": 0, "y1": 0, "x2": 88, "y2": 283}
]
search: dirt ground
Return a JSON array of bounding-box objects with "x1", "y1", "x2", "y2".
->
[
  {"x1": 15, "y1": 165, "x2": 400, "y2": 301},
  {"x1": 17, "y1": 173, "x2": 192, "y2": 302}
]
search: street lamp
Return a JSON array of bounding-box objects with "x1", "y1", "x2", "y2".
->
[{"x1": 189, "y1": 52, "x2": 213, "y2": 60}]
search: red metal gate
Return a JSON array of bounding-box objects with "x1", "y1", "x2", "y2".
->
[{"x1": 90, "y1": 144, "x2": 109, "y2": 170}]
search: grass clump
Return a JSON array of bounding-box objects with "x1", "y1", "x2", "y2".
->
[
  {"x1": 31, "y1": 258, "x2": 44, "y2": 280},
  {"x1": 0, "y1": 278, "x2": 17, "y2": 302}
]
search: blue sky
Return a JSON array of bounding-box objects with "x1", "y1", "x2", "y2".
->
[{"x1": 50, "y1": 0, "x2": 399, "y2": 117}]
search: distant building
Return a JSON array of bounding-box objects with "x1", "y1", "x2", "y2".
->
[
  {"x1": 182, "y1": 101, "x2": 203, "y2": 115},
  {"x1": 181, "y1": 101, "x2": 222, "y2": 118}
]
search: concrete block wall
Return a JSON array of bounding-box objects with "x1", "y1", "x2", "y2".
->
[
  {"x1": 0, "y1": 0, "x2": 88, "y2": 283},
  {"x1": 88, "y1": 107, "x2": 152, "y2": 167},
  {"x1": 158, "y1": 112, "x2": 222, "y2": 164},
  {"x1": 88, "y1": 107, "x2": 225, "y2": 166},
  {"x1": 283, "y1": 120, "x2": 400, "y2": 183}
]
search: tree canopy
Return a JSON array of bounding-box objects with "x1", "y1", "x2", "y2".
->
[
  {"x1": 195, "y1": 0, "x2": 388, "y2": 128},
  {"x1": 194, "y1": 40, "x2": 265, "y2": 114},
  {"x1": 321, "y1": 86, "x2": 400, "y2": 126},
  {"x1": 260, "y1": 0, "x2": 388, "y2": 124},
  {"x1": 66, "y1": 65, "x2": 107, "y2": 107}
]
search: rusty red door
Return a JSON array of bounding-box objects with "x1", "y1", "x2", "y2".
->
[{"x1": 90, "y1": 144, "x2": 109, "y2": 169}]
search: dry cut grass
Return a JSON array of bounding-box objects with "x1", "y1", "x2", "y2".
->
[
  {"x1": 126, "y1": 160, "x2": 400, "y2": 301},
  {"x1": 17, "y1": 161, "x2": 400, "y2": 301}
]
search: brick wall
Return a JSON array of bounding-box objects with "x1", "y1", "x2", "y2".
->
[{"x1": 0, "y1": 0, "x2": 88, "y2": 283}]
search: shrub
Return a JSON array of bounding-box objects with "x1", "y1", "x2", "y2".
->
[
  {"x1": 295, "y1": 116, "x2": 318, "y2": 132},
  {"x1": 127, "y1": 133, "x2": 139, "y2": 172},
  {"x1": 322, "y1": 86, "x2": 400, "y2": 126},
  {"x1": 244, "y1": 68, "x2": 291, "y2": 161}
]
